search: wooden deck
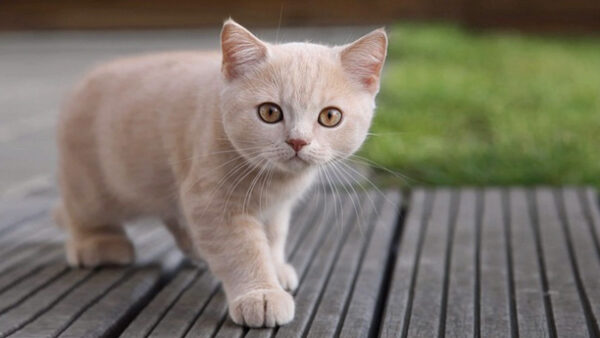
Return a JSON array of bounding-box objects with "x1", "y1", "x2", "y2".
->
[{"x1": 1, "y1": 185, "x2": 599, "y2": 337}]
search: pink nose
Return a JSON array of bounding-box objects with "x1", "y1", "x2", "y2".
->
[{"x1": 286, "y1": 138, "x2": 308, "y2": 152}]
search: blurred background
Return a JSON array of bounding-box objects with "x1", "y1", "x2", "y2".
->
[{"x1": 1, "y1": 0, "x2": 599, "y2": 195}]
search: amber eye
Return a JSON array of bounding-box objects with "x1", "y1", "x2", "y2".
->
[
  {"x1": 257, "y1": 103, "x2": 283, "y2": 124},
  {"x1": 318, "y1": 107, "x2": 343, "y2": 128}
]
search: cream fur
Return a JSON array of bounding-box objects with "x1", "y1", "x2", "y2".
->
[{"x1": 55, "y1": 20, "x2": 387, "y2": 327}]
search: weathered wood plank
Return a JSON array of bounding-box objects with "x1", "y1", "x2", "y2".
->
[
  {"x1": 444, "y1": 189, "x2": 477, "y2": 338},
  {"x1": 339, "y1": 191, "x2": 401, "y2": 338},
  {"x1": 0, "y1": 263, "x2": 68, "y2": 313},
  {"x1": 120, "y1": 268, "x2": 200, "y2": 337},
  {"x1": 184, "y1": 289, "x2": 228, "y2": 337},
  {"x1": 580, "y1": 188, "x2": 600, "y2": 333},
  {"x1": 0, "y1": 211, "x2": 64, "y2": 276},
  {"x1": 0, "y1": 247, "x2": 63, "y2": 292},
  {"x1": 0, "y1": 219, "x2": 153, "y2": 293},
  {"x1": 12, "y1": 269, "x2": 134, "y2": 337},
  {"x1": 535, "y1": 189, "x2": 588, "y2": 337},
  {"x1": 59, "y1": 250, "x2": 183, "y2": 338},
  {"x1": 508, "y1": 188, "x2": 550, "y2": 337},
  {"x1": 381, "y1": 189, "x2": 429, "y2": 338},
  {"x1": 0, "y1": 236, "x2": 63, "y2": 275},
  {"x1": 562, "y1": 189, "x2": 600, "y2": 335},
  {"x1": 406, "y1": 189, "x2": 452, "y2": 338},
  {"x1": 0, "y1": 269, "x2": 94, "y2": 337},
  {"x1": 480, "y1": 189, "x2": 512, "y2": 337},
  {"x1": 306, "y1": 193, "x2": 379, "y2": 337},
  {"x1": 275, "y1": 196, "x2": 356, "y2": 338},
  {"x1": 582, "y1": 188, "x2": 600, "y2": 260},
  {"x1": 4, "y1": 225, "x2": 171, "y2": 337},
  {"x1": 147, "y1": 269, "x2": 220, "y2": 337},
  {"x1": 214, "y1": 319, "x2": 245, "y2": 338},
  {"x1": 7, "y1": 187, "x2": 600, "y2": 337},
  {"x1": 244, "y1": 327, "x2": 272, "y2": 338}
]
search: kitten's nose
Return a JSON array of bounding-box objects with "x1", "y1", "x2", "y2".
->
[{"x1": 286, "y1": 138, "x2": 308, "y2": 152}]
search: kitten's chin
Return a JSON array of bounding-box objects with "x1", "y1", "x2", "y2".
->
[{"x1": 275, "y1": 156, "x2": 313, "y2": 173}]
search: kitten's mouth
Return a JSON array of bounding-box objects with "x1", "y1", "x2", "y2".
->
[
  {"x1": 280, "y1": 154, "x2": 311, "y2": 171},
  {"x1": 291, "y1": 153, "x2": 309, "y2": 163},
  {"x1": 286, "y1": 156, "x2": 303, "y2": 165}
]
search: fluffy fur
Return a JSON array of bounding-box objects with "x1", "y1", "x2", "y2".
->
[{"x1": 55, "y1": 20, "x2": 387, "y2": 327}]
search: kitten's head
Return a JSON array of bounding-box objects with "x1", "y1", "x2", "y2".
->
[{"x1": 219, "y1": 19, "x2": 387, "y2": 173}]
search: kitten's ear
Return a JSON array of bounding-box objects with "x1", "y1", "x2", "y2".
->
[
  {"x1": 221, "y1": 19, "x2": 268, "y2": 80},
  {"x1": 340, "y1": 28, "x2": 388, "y2": 94}
]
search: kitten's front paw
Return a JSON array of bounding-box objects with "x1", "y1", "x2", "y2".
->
[
  {"x1": 276, "y1": 263, "x2": 298, "y2": 291},
  {"x1": 229, "y1": 288, "x2": 294, "y2": 327},
  {"x1": 66, "y1": 234, "x2": 134, "y2": 268}
]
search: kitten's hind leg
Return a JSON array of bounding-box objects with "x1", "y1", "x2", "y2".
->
[{"x1": 57, "y1": 204, "x2": 135, "y2": 268}]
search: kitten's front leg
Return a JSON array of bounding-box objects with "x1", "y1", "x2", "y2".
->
[
  {"x1": 182, "y1": 198, "x2": 293, "y2": 327},
  {"x1": 265, "y1": 203, "x2": 298, "y2": 291}
]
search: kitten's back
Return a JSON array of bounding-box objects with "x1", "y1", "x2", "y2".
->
[{"x1": 57, "y1": 51, "x2": 223, "y2": 216}]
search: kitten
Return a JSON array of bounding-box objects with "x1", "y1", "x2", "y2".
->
[{"x1": 55, "y1": 19, "x2": 387, "y2": 327}]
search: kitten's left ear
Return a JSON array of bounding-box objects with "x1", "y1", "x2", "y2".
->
[
  {"x1": 221, "y1": 19, "x2": 268, "y2": 80},
  {"x1": 340, "y1": 28, "x2": 388, "y2": 94}
]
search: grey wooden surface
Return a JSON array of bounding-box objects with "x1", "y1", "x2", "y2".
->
[
  {"x1": 380, "y1": 187, "x2": 600, "y2": 338},
  {"x1": 1, "y1": 185, "x2": 600, "y2": 337}
]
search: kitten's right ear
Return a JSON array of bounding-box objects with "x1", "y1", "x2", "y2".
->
[
  {"x1": 221, "y1": 19, "x2": 268, "y2": 80},
  {"x1": 340, "y1": 28, "x2": 388, "y2": 94}
]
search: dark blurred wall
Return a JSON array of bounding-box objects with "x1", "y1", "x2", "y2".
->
[{"x1": 1, "y1": 0, "x2": 599, "y2": 32}]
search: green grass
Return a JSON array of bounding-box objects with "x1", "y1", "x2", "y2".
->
[{"x1": 361, "y1": 24, "x2": 600, "y2": 186}]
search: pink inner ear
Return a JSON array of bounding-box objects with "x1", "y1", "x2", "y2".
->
[
  {"x1": 341, "y1": 31, "x2": 387, "y2": 93},
  {"x1": 362, "y1": 75, "x2": 377, "y2": 90},
  {"x1": 221, "y1": 23, "x2": 267, "y2": 80},
  {"x1": 361, "y1": 61, "x2": 384, "y2": 88}
]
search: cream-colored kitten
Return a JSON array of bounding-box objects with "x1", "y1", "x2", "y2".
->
[{"x1": 55, "y1": 20, "x2": 387, "y2": 327}]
